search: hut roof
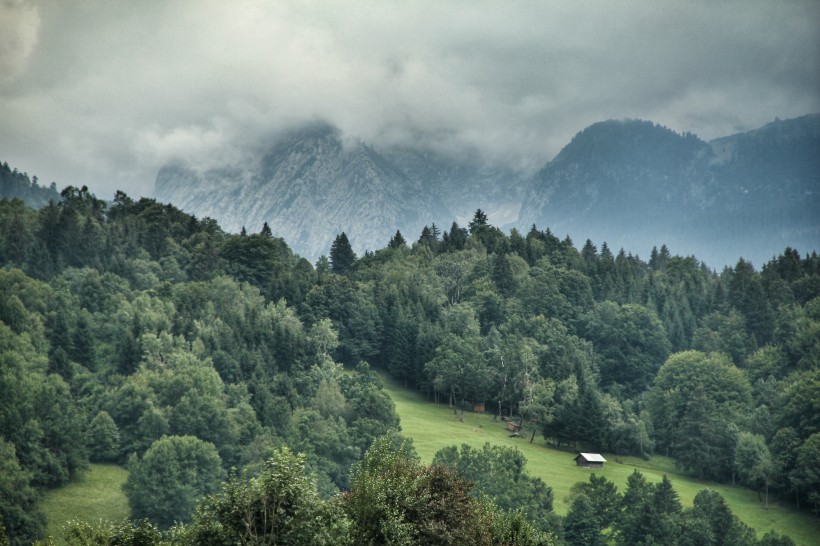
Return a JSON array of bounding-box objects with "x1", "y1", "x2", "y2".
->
[{"x1": 575, "y1": 453, "x2": 607, "y2": 463}]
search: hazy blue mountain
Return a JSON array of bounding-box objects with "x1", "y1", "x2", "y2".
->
[
  {"x1": 154, "y1": 115, "x2": 819, "y2": 267},
  {"x1": 518, "y1": 114, "x2": 820, "y2": 268}
]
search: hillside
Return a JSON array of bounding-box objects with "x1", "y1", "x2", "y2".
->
[
  {"x1": 1, "y1": 178, "x2": 817, "y2": 545},
  {"x1": 0, "y1": 161, "x2": 61, "y2": 209},
  {"x1": 380, "y1": 374, "x2": 820, "y2": 545}
]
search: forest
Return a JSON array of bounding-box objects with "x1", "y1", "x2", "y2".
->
[{"x1": 0, "y1": 163, "x2": 817, "y2": 545}]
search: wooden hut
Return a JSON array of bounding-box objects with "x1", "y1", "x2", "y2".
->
[{"x1": 574, "y1": 453, "x2": 606, "y2": 468}]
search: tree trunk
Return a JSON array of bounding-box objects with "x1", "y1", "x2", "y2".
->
[{"x1": 530, "y1": 426, "x2": 537, "y2": 443}]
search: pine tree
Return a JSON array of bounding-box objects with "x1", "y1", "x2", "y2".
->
[
  {"x1": 468, "y1": 209, "x2": 489, "y2": 233},
  {"x1": 388, "y1": 230, "x2": 406, "y2": 249},
  {"x1": 330, "y1": 232, "x2": 356, "y2": 274},
  {"x1": 430, "y1": 223, "x2": 441, "y2": 241}
]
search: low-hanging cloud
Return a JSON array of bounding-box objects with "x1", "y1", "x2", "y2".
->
[{"x1": 1, "y1": 0, "x2": 818, "y2": 197}]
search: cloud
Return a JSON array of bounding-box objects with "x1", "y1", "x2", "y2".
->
[
  {"x1": 0, "y1": 0, "x2": 40, "y2": 83},
  {"x1": 0, "y1": 0, "x2": 818, "y2": 197}
]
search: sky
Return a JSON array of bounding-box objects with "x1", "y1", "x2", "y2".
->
[{"x1": 1, "y1": 0, "x2": 819, "y2": 198}]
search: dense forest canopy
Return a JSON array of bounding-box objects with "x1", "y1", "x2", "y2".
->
[{"x1": 0, "y1": 169, "x2": 816, "y2": 544}]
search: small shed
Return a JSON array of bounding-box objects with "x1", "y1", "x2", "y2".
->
[{"x1": 574, "y1": 453, "x2": 606, "y2": 468}]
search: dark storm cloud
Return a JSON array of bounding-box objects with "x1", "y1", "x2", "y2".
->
[{"x1": 1, "y1": 0, "x2": 818, "y2": 197}]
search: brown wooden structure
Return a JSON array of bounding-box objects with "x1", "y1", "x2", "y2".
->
[{"x1": 574, "y1": 453, "x2": 606, "y2": 468}]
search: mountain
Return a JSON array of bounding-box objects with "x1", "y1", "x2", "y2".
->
[
  {"x1": 154, "y1": 123, "x2": 526, "y2": 260},
  {"x1": 518, "y1": 114, "x2": 820, "y2": 267},
  {"x1": 154, "y1": 115, "x2": 819, "y2": 267},
  {"x1": 156, "y1": 123, "x2": 436, "y2": 259}
]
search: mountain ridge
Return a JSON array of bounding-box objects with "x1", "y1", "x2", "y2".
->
[{"x1": 154, "y1": 114, "x2": 820, "y2": 268}]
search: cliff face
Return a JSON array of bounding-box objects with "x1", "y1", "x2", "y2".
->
[
  {"x1": 156, "y1": 124, "x2": 429, "y2": 259},
  {"x1": 154, "y1": 123, "x2": 524, "y2": 260}
]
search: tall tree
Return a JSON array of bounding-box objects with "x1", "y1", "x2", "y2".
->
[
  {"x1": 330, "y1": 232, "x2": 356, "y2": 274},
  {"x1": 388, "y1": 230, "x2": 406, "y2": 249}
]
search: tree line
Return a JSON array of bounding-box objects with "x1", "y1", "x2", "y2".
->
[{"x1": 0, "y1": 175, "x2": 816, "y2": 543}]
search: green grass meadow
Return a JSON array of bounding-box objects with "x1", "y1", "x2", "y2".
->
[
  {"x1": 39, "y1": 380, "x2": 818, "y2": 545},
  {"x1": 381, "y1": 374, "x2": 820, "y2": 546},
  {"x1": 42, "y1": 464, "x2": 129, "y2": 544}
]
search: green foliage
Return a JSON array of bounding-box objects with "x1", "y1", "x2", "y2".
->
[
  {"x1": 123, "y1": 436, "x2": 225, "y2": 528},
  {"x1": 566, "y1": 474, "x2": 620, "y2": 529},
  {"x1": 86, "y1": 411, "x2": 120, "y2": 462},
  {"x1": 62, "y1": 518, "x2": 161, "y2": 546},
  {"x1": 793, "y1": 432, "x2": 820, "y2": 514},
  {"x1": 648, "y1": 351, "x2": 752, "y2": 480},
  {"x1": 0, "y1": 438, "x2": 46, "y2": 546},
  {"x1": 1, "y1": 171, "x2": 819, "y2": 537},
  {"x1": 187, "y1": 447, "x2": 346, "y2": 545},
  {"x1": 0, "y1": 162, "x2": 60, "y2": 208},
  {"x1": 564, "y1": 494, "x2": 605, "y2": 546},
  {"x1": 432, "y1": 443, "x2": 556, "y2": 532},
  {"x1": 581, "y1": 301, "x2": 670, "y2": 396},
  {"x1": 343, "y1": 436, "x2": 555, "y2": 545}
]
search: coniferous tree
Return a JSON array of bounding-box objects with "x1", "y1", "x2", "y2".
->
[
  {"x1": 418, "y1": 225, "x2": 434, "y2": 246},
  {"x1": 430, "y1": 222, "x2": 441, "y2": 241},
  {"x1": 469, "y1": 209, "x2": 489, "y2": 233},
  {"x1": 330, "y1": 232, "x2": 356, "y2": 274},
  {"x1": 388, "y1": 230, "x2": 406, "y2": 249},
  {"x1": 564, "y1": 494, "x2": 605, "y2": 546}
]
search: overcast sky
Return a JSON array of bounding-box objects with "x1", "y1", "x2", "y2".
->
[{"x1": 1, "y1": 0, "x2": 818, "y2": 198}]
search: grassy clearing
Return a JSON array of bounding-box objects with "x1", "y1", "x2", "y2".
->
[
  {"x1": 381, "y1": 373, "x2": 820, "y2": 546},
  {"x1": 42, "y1": 464, "x2": 129, "y2": 545}
]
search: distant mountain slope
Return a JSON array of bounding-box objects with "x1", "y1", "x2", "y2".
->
[
  {"x1": 0, "y1": 161, "x2": 61, "y2": 208},
  {"x1": 156, "y1": 124, "x2": 440, "y2": 259},
  {"x1": 154, "y1": 124, "x2": 524, "y2": 260},
  {"x1": 518, "y1": 115, "x2": 820, "y2": 267},
  {"x1": 154, "y1": 115, "x2": 819, "y2": 267}
]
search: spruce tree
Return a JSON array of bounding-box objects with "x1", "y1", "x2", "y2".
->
[
  {"x1": 330, "y1": 232, "x2": 356, "y2": 274},
  {"x1": 388, "y1": 230, "x2": 406, "y2": 249}
]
